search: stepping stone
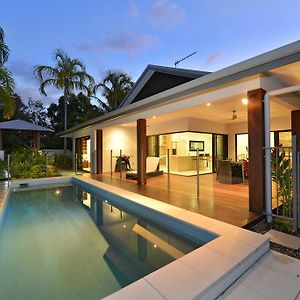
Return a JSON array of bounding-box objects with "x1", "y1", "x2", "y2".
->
[{"x1": 264, "y1": 229, "x2": 300, "y2": 250}]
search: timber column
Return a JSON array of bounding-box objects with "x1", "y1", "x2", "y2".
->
[
  {"x1": 96, "y1": 129, "x2": 103, "y2": 174},
  {"x1": 137, "y1": 119, "x2": 147, "y2": 185},
  {"x1": 247, "y1": 88, "x2": 266, "y2": 214},
  {"x1": 291, "y1": 110, "x2": 300, "y2": 151},
  {"x1": 34, "y1": 131, "x2": 41, "y2": 150}
]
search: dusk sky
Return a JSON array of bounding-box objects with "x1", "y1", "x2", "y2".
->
[{"x1": 2, "y1": 0, "x2": 300, "y2": 106}]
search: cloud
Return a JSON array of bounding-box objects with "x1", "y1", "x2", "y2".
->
[
  {"x1": 8, "y1": 60, "x2": 36, "y2": 84},
  {"x1": 205, "y1": 52, "x2": 222, "y2": 67},
  {"x1": 15, "y1": 85, "x2": 60, "y2": 107},
  {"x1": 149, "y1": 0, "x2": 186, "y2": 28},
  {"x1": 129, "y1": 1, "x2": 138, "y2": 18},
  {"x1": 77, "y1": 32, "x2": 159, "y2": 55}
]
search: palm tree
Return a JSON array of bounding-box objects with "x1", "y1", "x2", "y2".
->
[
  {"x1": 0, "y1": 27, "x2": 9, "y2": 65},
  {"x1": 0, "y1": 27, "x2": 15, "y2": 119},
  {"x1": 34, "y1": 49, "x2": 94, "y2": 154},
  {"x1": 93, "y1": 71, "x2": 133, "y2": 112}
]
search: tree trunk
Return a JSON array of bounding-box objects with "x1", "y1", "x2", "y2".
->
[{"x1": 63, "y1": 93, "x2": 68, "y2": 158}]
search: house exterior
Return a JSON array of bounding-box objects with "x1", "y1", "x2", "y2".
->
[{"x1": 60, "y1": 40, "x2": 300, "y2": 220}]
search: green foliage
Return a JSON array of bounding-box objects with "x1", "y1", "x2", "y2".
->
[
  {"x1": 272, "y1": 217, "x2": 294, "y2": 233},
  {"x1": 9, "y1": 146, "x2": 57, "y2": 179},
  {"x1": 34, "y1": 49, "x2": 94, "y2": 97},
  {"x1": 26, "y1": 98, "x2": 48, "y2": 127},
  {"x1": 0, "y1": 27, "x2": 9, "y2": 65},
  {"x1": 47, "y1": 92, "x2": 102, "y2": 132},
  {"x1": 0, "y1": 27, "x2": 15, "y2": 119},
  {"x1": 53, "y1": 153, "x2": 72, "y2": 170},
  {"x1": 94, "y1": 70, "x2": 133, "y2": 112},
  {"x1": 271, "y1": 147, "x2": 293, "y2": 216},
  {"x1": 0, "y1": 159, "x2": 6, "y2": 171}
]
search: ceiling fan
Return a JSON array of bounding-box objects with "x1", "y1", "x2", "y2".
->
[{"x1": 232, "y1": 110, "x2": 238, "y2": 120}]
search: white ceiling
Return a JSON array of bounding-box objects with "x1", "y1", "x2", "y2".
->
[{"x1": 122, "y1": 61, "x2": 300, "y2": 128}]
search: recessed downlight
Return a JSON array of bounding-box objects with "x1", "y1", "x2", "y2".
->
[
  {"x1": 206, "y1": 102, "x2": 211, "y2": 107},
  {"x1": 242, "y1": 98, "x2": 248, "y2": 105}
]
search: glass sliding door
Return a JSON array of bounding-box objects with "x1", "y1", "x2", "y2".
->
[
  {"x1": 278, "y1": 131, "x2": 292, "y2": 147},
  {"x1": 213, "y1": 134, "x2": 228, "y2": 172},
  {"x1": 236, "y1": 132, "x2": 276, "y2": 161},
  {"x1": 236, "y1": 133, "x2": 248, "y2": 161},
  {"x1": 155, "y1": 131, "x2": 213, "y2": 176},
  {"x1": 147, "y1": 135, "x2": 159, "y2": 157},
  {"x1": 76, "y1": 136, "x2": 91, "y2": 173}
]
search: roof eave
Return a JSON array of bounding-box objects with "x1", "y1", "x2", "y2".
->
[{"x1": 58, "y1": 40, "x2": 300, "y2": 136}]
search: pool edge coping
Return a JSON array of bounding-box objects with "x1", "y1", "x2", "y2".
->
[{"x1": 5, "y1": 175, "x2": 270, "y2": 300}]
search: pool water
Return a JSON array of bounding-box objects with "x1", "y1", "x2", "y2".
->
[{"x1": 0, "y1": 185, "x2": 206, "y2": 299}]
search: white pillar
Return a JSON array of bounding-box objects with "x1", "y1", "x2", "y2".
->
[{"x1": 264, "y1": 94, "x2": 272, "y2": 222}]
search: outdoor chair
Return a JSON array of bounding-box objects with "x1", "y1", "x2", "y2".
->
[
  {"x1": 217, "y1": 160, "x2": 243, "y2": 184},
  {"x1": 126, "y1": 157, "x2": 163, "y2": 179}
]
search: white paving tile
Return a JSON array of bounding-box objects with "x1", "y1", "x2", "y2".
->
[
  {"x1": 145, "y1": 260, "x2": 213, "y2": 300},
  {"x1": 224, "y1": 227, "x2": 269, "y2": 248},
  {"x1": 205, "y1": 236, "x2": 255, "y2": 262},
  {"x1": 102, "y1": 279, "x2": 165, "y2": 300},
  {"x1": 238, "y1": 264, "x2": 300, "y2": 300},
  {"x1": 217, "y1": 283, "x2": 268, "y2": 300},
  {"x1": 258, "y1": 250, "x2": 300, "y2": 280},
  {"x1": 265, "y1": 229, "x2": 300, "y2": 249},
  {"x1": 207, "y1": 222, "x2": 237, "y2": 235},
  {"x1": 179, "y1": 247, "x2": 237, "y2": 282},
  {"x1": 176, "y1": 210, "x2": 219, "y2": 228}
]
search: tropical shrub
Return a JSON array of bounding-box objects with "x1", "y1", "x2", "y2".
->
[
  {"x1": 53, "y1": 153, "x2": 72, "y2": 170},
  {"x1": 272, "y1": 217, "x2": 293, "y2": 233},
  {"x1": 9, "y1": 146, "x2": 57, "y2": 178},
  {"x1": 271, "y1": 146, "x2": 293, "y2": 217}
]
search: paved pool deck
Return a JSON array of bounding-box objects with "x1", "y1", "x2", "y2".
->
[{"x1": 218, "y1": 250, "x2": 300, "y2": 300}]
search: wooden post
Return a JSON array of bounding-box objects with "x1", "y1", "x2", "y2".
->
[
  {"x1": 34, "y1": 131, "x2": 41, "y2": 150},
  {"x1": 291, "y1": 110, "x2": 300, "y2": 151},
  {"x1": 96, "y1": 129, "x2": 103, "y2": 174},
  {"x1": 247, "y1": 88, "x2": 266, "y2": 214},
  {"x1": 137, "y1": 119, "x2": 147, "y2": 185}
]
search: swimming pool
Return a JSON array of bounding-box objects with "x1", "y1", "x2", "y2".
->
[{"x1": 0, "y1": 182, "x2": 216, "y2": 300}]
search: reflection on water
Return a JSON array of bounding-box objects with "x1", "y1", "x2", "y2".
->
[
  {"x1": 76, "y1": 186, "x2": 200, "y2": 286},
  {"x1": 0, "y1": 185, "x2": 203, "y2": 300}
]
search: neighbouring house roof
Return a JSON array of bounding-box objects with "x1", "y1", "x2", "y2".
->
[
  {"x1": 119, "y1": 64, "x2": 210, "y2": 108},
  {"x1": 0, "y1": 119, "x2": 54, "y2": 133},
  {"x1": 59, "y1": 40, "x2": 300, "y2": 136}
]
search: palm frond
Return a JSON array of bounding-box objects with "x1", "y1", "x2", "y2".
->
[
  {"x1": 35, "y1": 48, "x2": 95, "y2": 100},
  {"x1": 0, "y1": 27, "x2": 9, "y2": 65},
  {"x1": 39, "y1": 78, "x2": 58, "y2": 96},
  {"x1": 33, "y1": 65, "x2": 58, "y2": 82},
  {"x1": 0, "y1": 66, "x2": 15, "y2": 93},
  {"x1": 0, "y1": 89, "x2": 16, "y2": 119}
]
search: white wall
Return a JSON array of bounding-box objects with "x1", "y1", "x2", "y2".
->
[
  {"x1": 147, "y1": 118, "x2": 189, "y2": 135},
  {"x1": 226, "y1": 121, "x2": 248, "y2": 160},
  {"x1": 102, "y1": 126, "x2": 137, "y2": 173},
  {"x1": 147, "y1": 117, "x2": 227, "y2": 136}
]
